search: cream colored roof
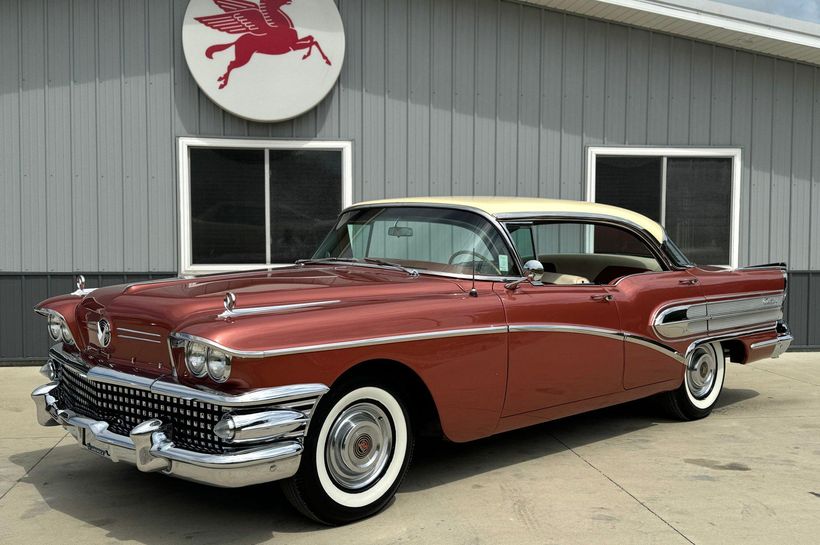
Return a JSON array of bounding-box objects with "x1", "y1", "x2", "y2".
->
[{"x1": 352, "y1": 196, "x2": 666, "y2": 242}]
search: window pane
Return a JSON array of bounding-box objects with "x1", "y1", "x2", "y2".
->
[
  {"x1": 524, "y1": 222, "x2": 661, "y2": 284},
  {"x1": 665, "y1": 158, "x2": 731, "y2": 265},
  {"x1": 269, "y1": 150, "x2": 342, "y2": 262},
  {"x1": 190, "y1": 148, "x2": 266, "y2": 265},
  {"x1": 595, "y1": 156, "x2": 663, "y2": 221},
  {"x1": 315, "y1": 207, "x2": 513, "y2": 276}
]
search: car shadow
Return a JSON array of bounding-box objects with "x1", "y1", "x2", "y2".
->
[
  {"x1": 406, "y1": 386, "x2": 759, "y2": 492},
  {"x1": 8, "y1": 387, "x2": 758, "y2": 541}
]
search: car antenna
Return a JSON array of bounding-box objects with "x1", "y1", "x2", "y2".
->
[{"x1": 469, "y1": 241, "x2": 478, "y2": 298}]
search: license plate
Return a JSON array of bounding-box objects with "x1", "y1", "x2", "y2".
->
[{"x1": 81, "y1": 429, "x2": 110, "y2": 458}]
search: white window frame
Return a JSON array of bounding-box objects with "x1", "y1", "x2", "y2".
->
[
  {"x1": 178, "y1": 137, "x2": 353, "y2": 276},
  {"x1": 585, "y1": 147, "x2": 742, "y2": 268}
]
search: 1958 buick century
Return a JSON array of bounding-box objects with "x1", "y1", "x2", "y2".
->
[{"x1": 31, "y1": 197, "x2": 791, "y2": 524}]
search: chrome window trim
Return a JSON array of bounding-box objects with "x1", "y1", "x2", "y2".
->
[{"x1": 171, "y1": 326, "x2": 509, "y2": 360}]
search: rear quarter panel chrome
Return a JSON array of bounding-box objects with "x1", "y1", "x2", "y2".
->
[{"x1": 649, "y1": 266, "x2": 788, "y2": 365}]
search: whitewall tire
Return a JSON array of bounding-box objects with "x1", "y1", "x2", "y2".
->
[
  {"x1": 282, "y1": 381, "x2": 414, "y2": 525},
  {"x1": 662, "y1": 341, "x2": 726, "y2": 420}
]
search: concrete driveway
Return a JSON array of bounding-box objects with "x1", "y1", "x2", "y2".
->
[{"x1": 1, "y1": 353, "x2": 818, "y2": 544}]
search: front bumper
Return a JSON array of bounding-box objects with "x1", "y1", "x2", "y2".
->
[{"x1": 32, "y1": 349, "x2": 328, "y2": 488}]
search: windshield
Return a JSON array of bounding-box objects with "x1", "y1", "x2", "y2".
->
[{"x1": 313, "y1": 206, "x2": 516, "y2": 277}]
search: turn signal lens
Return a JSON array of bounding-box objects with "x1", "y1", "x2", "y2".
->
[
  {"x1": 185, "y1": 342, "x2": 208, "y2": 377},
  {"x1": 206, "y1": 348, "x2": 231, "y2": 383},
  {"x1": 47, "y1": 315, "x2": 62, "y2": 341}
]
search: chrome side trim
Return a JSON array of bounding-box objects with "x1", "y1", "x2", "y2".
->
[
  {"x1": 623, "y1": 334, "x2": 686, "y2": 364},
  {"x1": 51, "y1": 347, "x2": 329, "y2": 407},
  {"x1": 508, "y1": 324, "x2": 623, "y2": 342},
  {"x1": 170, "y1": 326, "x2": 509, "y2": 359},
  {"x1": 509, "y1": 324, "x2": 685, "y2": 364},
  {"x1": 117, "y1": 327, "x2": 161, "y2": 337},
  {"x1": 218, "y1": 299, "x2": 341, "y2": 319},
  {"x1": 117, "y1": 334, "x2": 162, "y2": 344}
]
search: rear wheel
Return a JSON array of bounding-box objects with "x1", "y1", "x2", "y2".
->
[
  {"x1": 661, "y1": 341, "x2": 725, "y2": 420},
  {"x1": 282, "y1": 381, "x2": 414, "y2": 525}
]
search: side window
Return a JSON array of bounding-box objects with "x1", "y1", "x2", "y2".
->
[
  {"x1": 507, "y1": 225, "x2": 535, "y2": 262},
  {"x1": 506, "y1": 221, "x2": 663, "y2": 285}
]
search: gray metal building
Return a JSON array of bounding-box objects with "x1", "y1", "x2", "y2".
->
[{"x1": 1, "y1": 0, "x2": 819, "y2": 360}]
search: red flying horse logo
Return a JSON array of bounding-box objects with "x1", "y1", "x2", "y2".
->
[{"x1": 196, "y1": 0, "x2": 332, "y2": 89}]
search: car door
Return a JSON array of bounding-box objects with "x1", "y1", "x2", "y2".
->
[{"x1": 494, "y1": 281, "x2": 624, "y2": 416}]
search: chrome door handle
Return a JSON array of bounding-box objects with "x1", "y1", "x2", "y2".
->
[
  {"x1": 591, "y1": 294, "x2": 613, "y2": 302},
  {"x1": 679, "y1": 278, "x2": 699, "y2": 285}
]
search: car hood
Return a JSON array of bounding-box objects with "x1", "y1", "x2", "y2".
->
[{"x1": 67, "y1": 265, "x2": 467, "y2": 376}]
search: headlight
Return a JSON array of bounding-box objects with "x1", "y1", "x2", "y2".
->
[
  {"x1": 47, "y1": 315, "x2": 62, "y2": 341},
  {"x1": 206, "y1": 348, "x2": 231, "y2": 383},
  {"x1": 60, "y1": 321, "x2": 75, "y2": 345},
  {"x1": 185, "y1": 342, "x2": 208, "y2": 377}
]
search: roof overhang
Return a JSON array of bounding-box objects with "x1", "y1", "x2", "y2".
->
[{"x1": 526, "y1": 0, "x2": 820, "y2": 66}]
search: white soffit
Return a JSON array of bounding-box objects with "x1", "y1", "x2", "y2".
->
[{"x1": 527, "y1": 0, "x2": 820, "y2": 66}]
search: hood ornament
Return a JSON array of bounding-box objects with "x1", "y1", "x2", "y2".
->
[
  {"x1": 218, "y1": 292, "x2": 238, "y2": 318},
  {"x1": 224, "y1": 292, "x2": 237, "y2": 313}
]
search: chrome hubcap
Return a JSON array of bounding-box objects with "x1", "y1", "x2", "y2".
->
[
  {"x1": 326, "y1": 402, "x2": 393, "y2": 491},
  {"x1": 687, "y1": 347, "x2": 717, "y2": 399}
]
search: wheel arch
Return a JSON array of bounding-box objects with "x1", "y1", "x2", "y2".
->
[{"x1": 331, "y1": 359, "x2": 443, "y2": 439}]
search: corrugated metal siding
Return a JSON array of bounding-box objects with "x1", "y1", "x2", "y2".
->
[
  {"x1": 1, "y1": 0, "x2": 820, "y2": 356},
  {"x1": 786, "y1": 272, "x2": 820, "y2": 349},
  {"x1": 3, "y1": 0, "x2": 819, "y2": 273}
]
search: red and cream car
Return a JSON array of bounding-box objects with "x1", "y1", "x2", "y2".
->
[{"x1": 32, "y1": 197, "x2": 791, "y2": 524}]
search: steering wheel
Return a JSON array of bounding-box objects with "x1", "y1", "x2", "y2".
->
[{"x1": 447, "y1": 250, "x2": 501, "y2": 275}]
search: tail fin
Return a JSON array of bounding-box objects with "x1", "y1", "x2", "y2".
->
[{"x1": 205, "y1": 41, "x2": 236, "y2": 59}]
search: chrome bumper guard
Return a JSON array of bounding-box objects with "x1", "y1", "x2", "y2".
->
[
  {"x1": 750, "y1": 333, "x2": 793, "y2": 359},
  {"x1": 32, "y1": 352, "x2": 328, "y2": 488}
]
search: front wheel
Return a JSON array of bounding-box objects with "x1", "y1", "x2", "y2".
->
[
  {"x1": 661, "y1": 341, "x2": 726, "y2": 420},
  {"x1": 282, "y1": 381, "x2": 414, "y2": 525}
]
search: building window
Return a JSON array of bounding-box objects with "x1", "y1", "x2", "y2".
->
[
  {"x1": 586, "y1": 147, "x2": 741, "y2": 267},
  {"x1": 179, "y1": 138, "x2": 353, "y2": 275}
]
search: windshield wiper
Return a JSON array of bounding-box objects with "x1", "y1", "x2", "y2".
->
[
  {"x1": 363, "y1": 258, "x2": 419, "y2": 277},
  {"x1": 297, "y1": 257, "x2": 418, "y2": 277}
]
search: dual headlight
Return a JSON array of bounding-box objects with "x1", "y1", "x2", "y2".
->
[
  {"x1": 184, "y1": 342, "x2": 231, "y2": 383},
  {"x1": 47, "y1": 314, "x2": 74, "y2": 345}
]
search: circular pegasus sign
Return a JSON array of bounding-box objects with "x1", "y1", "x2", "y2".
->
[{"x1": 183, "y1": 0, "x2": 345, "y2": 122}]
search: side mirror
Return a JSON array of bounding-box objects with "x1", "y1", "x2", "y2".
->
[
  {"x1": 505, "y1": 260, "x2": 545, "y2": 290},
  {"x1": 522, "y1": 260, "x2": 544, "y2": 282}
]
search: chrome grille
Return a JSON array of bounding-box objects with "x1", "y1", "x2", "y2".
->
[{"x1": 52, "y1": 351, "x2": 229, "y2": 454}]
